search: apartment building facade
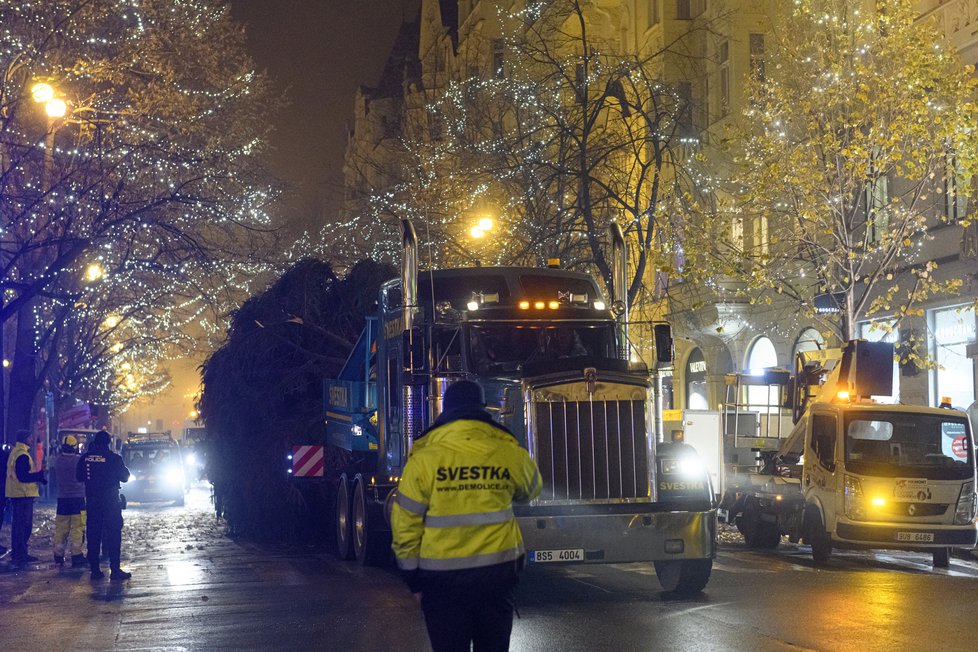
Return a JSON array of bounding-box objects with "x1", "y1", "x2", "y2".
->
[{"x1": 342, "y1": 0, "x2": 978, "y2": 415}]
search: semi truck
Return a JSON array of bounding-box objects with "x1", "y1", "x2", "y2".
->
[
  {"x1": 719, "y1": 340, "x2": 978, "y2": 567},
  {"x1": 320, "y1": 219, "x2": 717, "y2": 594}
]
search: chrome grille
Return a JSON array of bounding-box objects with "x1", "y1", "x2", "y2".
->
[{"x1": 533, "y1": 400, "x2": 649, "y2": 501}]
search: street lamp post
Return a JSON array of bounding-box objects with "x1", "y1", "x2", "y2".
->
[{"x1": 30, "y1": 82, "x2": 68, "y2": 491}]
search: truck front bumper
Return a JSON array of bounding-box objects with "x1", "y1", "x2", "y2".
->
[
  {"x1": 516, "y1": 505, "x2": 717, "y2": 563},
  {"x1": 835, "y1": 521, "x2": 978, "y2": 549}
]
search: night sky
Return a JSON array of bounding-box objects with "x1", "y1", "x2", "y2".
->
[{"x1": 228, "y1": 0, "x2": 421, "y2": 231}]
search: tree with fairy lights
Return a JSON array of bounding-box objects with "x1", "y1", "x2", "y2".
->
[
  {"x1": 339, "y1": 0, "x2": 713, "y2": 310},
  {"x1": 0, "y1": 0, "x2": 279, "y2": 441},
  {"x1": 684, "y1": 0, "x2": 978, "y2": 350}
]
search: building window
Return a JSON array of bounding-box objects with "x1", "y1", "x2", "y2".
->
[
  {"x1": 677, "y1": 0, "x2": 705, "y2": 20},
  {"x1": 753, "y1": 215, "x2": 769, "y2": 254},
  {"x1": 944, "y1": 151, "x2": 969, "y2": 223},
  {"x1": 745, "y1": 336, "x2": 778, "y2": 412},
  {"x1": 648, "y1": 0, "x2": 660, "y2": 27},
  {"x1": 857, "y1": 320, "x2": 900, "y2": 403},
  {"x1": 685, "y1": 348, "x2": 708, "y2": 410},
  {"x1": 676, "y1": 80, "x2": 693, "y2": 136},
  {"x1": 792, "y1": 328, "x2": 824, "y2": 361},
  {"x1": 928, "y1": 305, "x2": 976, "y2": 408},
  {"x1": 718, "y1": 40, "x2": 730, "y2": 117},
  {"x1": 749, "y1": 33, "x2": 765, "y2": 81},
  {"x1": 493, "y1": 39, "x2": 505, "y2": 79},
  {"x1": 730, "y1": 215, "x2": 743, "y2": 249}
]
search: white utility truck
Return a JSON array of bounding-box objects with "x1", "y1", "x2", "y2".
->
[{"x1": 719, "y1": 340, "x2": 977, "y2": 567}]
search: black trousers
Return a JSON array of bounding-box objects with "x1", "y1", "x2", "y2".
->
[
  {"x1": 10, "y1": 497, "x2": 34, "y2": 561},
  {"x1": 86, "y1": 502, "x2": 123, "y2": 569},
  {"x1": 421, "y1": 583, "x2": 515, "y2": 652}
]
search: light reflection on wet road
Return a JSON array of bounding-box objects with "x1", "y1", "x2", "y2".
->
[{"x1": 2, "y1": 490, "x2": 978, "y2": 651}]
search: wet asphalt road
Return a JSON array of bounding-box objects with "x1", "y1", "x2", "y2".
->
[{"x1": 2, "y1": 486, "x2": 978, "y2": 651}]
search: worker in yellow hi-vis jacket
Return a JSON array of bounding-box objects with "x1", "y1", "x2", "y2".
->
[{"x1": 392, "y1": 380, "x2": 542, "y2": 652}]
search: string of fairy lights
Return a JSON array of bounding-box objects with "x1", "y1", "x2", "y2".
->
[{"x1": 0, "y1": 0, "x2": 278, "y2": 415}]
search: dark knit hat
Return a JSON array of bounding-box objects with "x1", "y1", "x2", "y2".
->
[
  {"x1": 442, "y1": 380, "x2": 486, "y2": 413},
  {"x1": 93, "y1": 430, "x2": 112, "y2": 447}
]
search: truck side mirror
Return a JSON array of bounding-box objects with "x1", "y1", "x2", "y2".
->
[{"x1": 653, "y1": 324, "x2": 674, "y2": 365}]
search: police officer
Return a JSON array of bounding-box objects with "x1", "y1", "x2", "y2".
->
[
  {"x1": 391, "y1": 380, "x2": 542, "y2": 652},
  {"x1": 53, "y1": 435, "x2": 87, "y2": 567},
  {"x1": 5, "y1": 430, "x2": 47, "y2": 566},
  {"x1": 76, "y1": 430, "x2": 131, "y2": 580}
]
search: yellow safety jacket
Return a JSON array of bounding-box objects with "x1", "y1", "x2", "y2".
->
[
  {"x1": 5, "y1": 442, "x2": 40, "y2": 498},
  {"x1": 391, "y1": 418, "x2": 542, "y2": 579}
]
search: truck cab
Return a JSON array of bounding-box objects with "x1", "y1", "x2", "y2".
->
[{"x1": 796, "y1": 401, "x2": 976, "y2": 565}]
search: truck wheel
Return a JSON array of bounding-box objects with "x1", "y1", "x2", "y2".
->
[
  {"x1": 805, "y1": 508, "x2": 832, "y2": 565},
  {"x1": 742, "y1": 498, "x2": 780, "y2": 549},
  {"x1": 335, "y1": 476, "x2": 354, "y2": 560},
  {"x1": 353, "y1": 478, "x2": 389, "y2": 566},
  {"x1": 654, "y1": 559, "x2": 713, "y2": 596},
  {"x1": 932, "y1": 547, "x2": 951, "y2": 568}
]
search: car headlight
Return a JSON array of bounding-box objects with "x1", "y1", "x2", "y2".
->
[
  {"x1": 954, "y1": 481, "x2": 976, "y2": 525},
  {"x1": 185, "y1": 452, "x2": 197, "y2": 467},
  {"x1": 844, "y1": 474, "x2": 866, "y2": 521},
  {"x1": 165, "y1": 466, "x2": 185, "y2": 486}
]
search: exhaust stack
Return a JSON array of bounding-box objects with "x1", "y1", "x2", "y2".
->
[
  {"x1": 400, "y1": 219, "x2": 422, "y2": 456},
  {"x1": 610, "y1": 222, "x2": 628, "y2": 360},
  {"x1": 402, "y1": 219, "x2": 418, "y2": 338}
]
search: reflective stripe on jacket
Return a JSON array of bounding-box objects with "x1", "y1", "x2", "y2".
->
[
  {"x1": 391, "y1": 418, "x2": 542, "y2": 575},
  {"x1": 5, "y1": 443, "x2": 40, "y2": 498}
]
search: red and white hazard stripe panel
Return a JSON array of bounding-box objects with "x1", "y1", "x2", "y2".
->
[{"x1": 292, "y1": 445, "x2": 325, "y2": 477}]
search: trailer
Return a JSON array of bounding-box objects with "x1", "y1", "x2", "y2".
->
[
  {"x1": 319, "y1": 220, "x2": 717, "y2": 594},
  {"x1": 718, "y1": 340, "x2": 978, "y2": 566}
]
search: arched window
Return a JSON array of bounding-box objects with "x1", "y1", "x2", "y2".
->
[
  {"x1": 792, "y1": 328, "x2": 824, "y2": 366},
  {"x1": 746, "y1": 336, "x2": 778, "y2": 410},
  {"x1": 685, "y1": 348, "x2": 708, "y2": 410}
]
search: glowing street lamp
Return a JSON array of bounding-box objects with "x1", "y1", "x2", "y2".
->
[
  {"x1": 85, "y1": 262, "x2": 104, "y2": 282},
  {"x1": 44, "y1": 98, "x2": 67, "y2": 118},
  {"x1": 470, "y1": 215, "x2": 495, "y2": 240},
  {"x1": 31, "y1": 82, "x2": 55, "y2": 103}
]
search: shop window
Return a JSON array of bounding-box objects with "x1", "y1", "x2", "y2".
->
[{"x1": 929, "y1": 306, "x2": 977, "y2": 408}]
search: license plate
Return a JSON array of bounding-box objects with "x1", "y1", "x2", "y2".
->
[
  {"x1": 896, "y1": 531, "x2": 934, "y2": 543},
  {"x1": 530, "y1": 548, "x2": 584, "y2": 563}
]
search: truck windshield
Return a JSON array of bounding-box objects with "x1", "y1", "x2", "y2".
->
[
  {"x1": 468, "y1": 324, "x2": 616, "y2": 373},
  {"x1": 844, "y1": 411, "x2": 973, "y2": 480}
]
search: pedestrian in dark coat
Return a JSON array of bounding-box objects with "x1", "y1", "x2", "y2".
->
[{"x1": 76, "y1": 430, "x2": 131, "y2": 580}]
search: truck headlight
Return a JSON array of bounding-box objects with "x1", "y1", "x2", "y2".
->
[
  {"x1": 165, "y1": 466, "x2": 185, "y2": 486},
  {"x1": 954, "y1": 481, "x2": 976, "y2": 525},
  {"x1": 661, "y1": 456, "x2": 704, "y2": 479},
  {"x1": 844, "y1": 474, "x2": 866, "y2": 521}
]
